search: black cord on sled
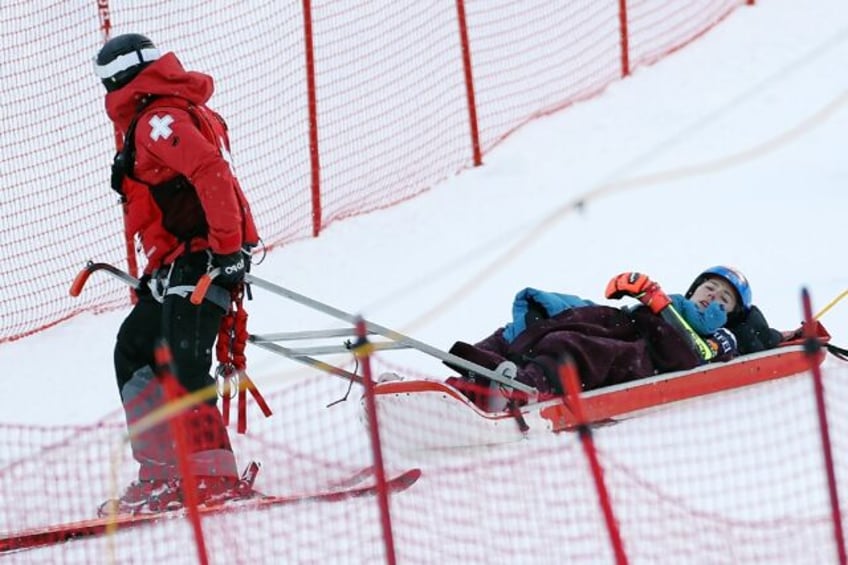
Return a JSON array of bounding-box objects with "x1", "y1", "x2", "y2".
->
[
  {"x1": 505, "y1": 397, "x2": 530, "y2": 434},
  {"x1": 326, "y1": 340, "x2": 359, "y2": 408},
  {"x1": 826, "y1": 343, "x2": 848, "y2": 362}
]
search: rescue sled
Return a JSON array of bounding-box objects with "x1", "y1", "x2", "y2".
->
[
  {"x1": 234, "y1": 277, "x2": 835, "y2": 454},
  {"x1": 228, "y1": 275, "x2": 835, "y2": 453},
  {"x1": 71, "y1": 263, "x2": 837, "y2": 453},
  {"x1": 368, "y1": 326, "x2": 831, "y2": 452}
]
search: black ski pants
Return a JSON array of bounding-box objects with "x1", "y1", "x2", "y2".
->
[
  {"x1": 113, "y1": 252, "x2": 237, "y2": 480},
  {"x1": 115, "y1": 252, "x2": 224, "y2": 396}
]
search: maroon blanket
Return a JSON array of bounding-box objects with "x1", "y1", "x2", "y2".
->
[{"x1": 449, "y1": 305, "x2": 701, "y2": 396}]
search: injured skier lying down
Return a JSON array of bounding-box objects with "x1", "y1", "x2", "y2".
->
[{"x1": 445, "y1": 266, "x2": 799, "y2": 410}]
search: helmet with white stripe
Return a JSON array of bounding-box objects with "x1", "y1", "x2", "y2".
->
[{"x1": 94, "y1": 34, "x2": 160, "y2": 92}]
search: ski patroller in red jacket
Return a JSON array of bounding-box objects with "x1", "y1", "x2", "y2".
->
[{"x1": 104, "y1": 52, "x2": 259, "y2": 274}]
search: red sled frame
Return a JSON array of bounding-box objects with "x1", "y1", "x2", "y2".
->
[{"x1": 366, "y1": 323, "x2": 832, "y2": 444}]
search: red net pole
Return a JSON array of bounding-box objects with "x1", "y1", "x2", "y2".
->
[
  {"x1": 618, "y1": 0, "x2": 631, "y2": 77},
  {"x1": 356, "y1": 317, "x2": 398, "y2": 565},
  {"x1": 559, "y1": 358, "x2": 629, "y2": 565},
  {"x1": 153, "y1": 340, "x2": 209, "y2": 565},
  {"x1": 97, "y1": 0, "x2": 140, "y2": 296},
  {"x1": 455, "y1": 0, "x2": 482, "y2": 166},
  {"x1": 801, "y1": 289, "x2": 847, "y2": 565},
  {"x1": 302, "y1": 0, "x2": 323, "y2": 237}
]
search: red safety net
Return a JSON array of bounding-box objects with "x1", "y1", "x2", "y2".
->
[
  {"x1": 1, "y1": 0, "x2": 745, "y2": 343},
  {"x1": 0, "y1": 354, "x2": 845, "y2": 563},
  {"x1": 14, "y1": 2, "x2": 843, "y2": 564}
]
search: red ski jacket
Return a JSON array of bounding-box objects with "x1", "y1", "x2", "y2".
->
[{"x1": 104, "y1": 52, "x2": 259, "y2": 274}]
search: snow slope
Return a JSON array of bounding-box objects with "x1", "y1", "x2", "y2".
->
[{"x1": 1, "y1": 0, "x2": 846, "y2": 563}]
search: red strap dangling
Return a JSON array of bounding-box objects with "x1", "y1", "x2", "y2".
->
[
  {"x1": 230, "y1": 306, "x2": 249, "y2": 371},
  {"x1": 214, "y1": 285, "x2": 272, "y2": 433}
]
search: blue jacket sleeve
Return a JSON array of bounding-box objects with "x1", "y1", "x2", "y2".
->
[{"x1": 503, "y1": 288, "x2": 594, "y2": 343}]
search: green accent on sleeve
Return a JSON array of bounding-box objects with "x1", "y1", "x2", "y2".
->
[{"x1": 660, "y1": 305, "x2": 716, "y2": 361}]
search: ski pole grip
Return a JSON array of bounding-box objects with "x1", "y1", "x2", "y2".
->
[{"x1": 191, "y1": 268, "x2": 221, "y2": 305}]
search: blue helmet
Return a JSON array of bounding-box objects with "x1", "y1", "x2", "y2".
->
[{"x1": 685, "y1": 265, "x2": 752, "y2": 313}]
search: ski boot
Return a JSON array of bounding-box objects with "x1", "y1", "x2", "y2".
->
[{"x1": 97, "y1": 478, "x2": 174, "y2": 517}]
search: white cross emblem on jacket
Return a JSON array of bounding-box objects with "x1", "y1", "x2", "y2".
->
[
  {"x1": 219, "y1": 137, "x2": 237, "y2": 176},
  {"x1": 149, "y1": 114, "x2": 174, "y2": 141}
]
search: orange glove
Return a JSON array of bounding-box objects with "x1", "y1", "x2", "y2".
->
[{"x1": 605, "y1": 272, "x2": 671, "y2": 314}]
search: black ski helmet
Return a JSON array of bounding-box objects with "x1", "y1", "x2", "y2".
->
[
  {"x1": 685, "y1": 265, "x2": 752, "y2": 316},
  {"x1": 94, "y1": 33, "x2": 160, "y2": 92}
]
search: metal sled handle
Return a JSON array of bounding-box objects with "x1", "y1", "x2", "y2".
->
[
  {"x1": 240, "y1": 274, "x2": 536, "y2": 394},
  {"x1": 81, "y1": 264, "x2": 535, "y2": 395},
  {"x1": 70, "y1": 261, "x2": 140, "y2": 296}
]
